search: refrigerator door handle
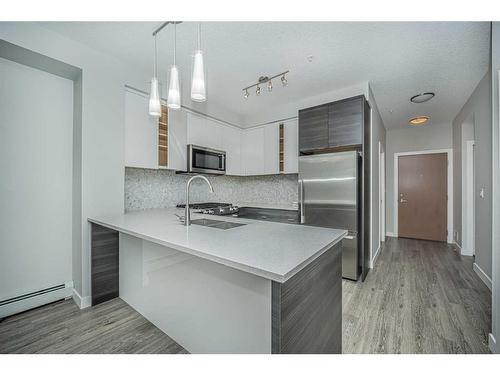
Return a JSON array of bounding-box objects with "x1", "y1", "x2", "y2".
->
[{"x1": 299, "y1": 179, "x2": 305, "y2": 224}]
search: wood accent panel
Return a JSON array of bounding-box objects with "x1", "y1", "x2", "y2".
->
[
  {"x1": 271, "y1": 241, "x2": 342, "y2": 354},
  {"x1": 91, "y1": 224, "x2": 119, "y2": 306},
  {"x1": 398, "y1": 153, "x2": 448, "y2": 242},
  {"x1": 279, "y1": 123, "x2": 284, "y2": 172},
  {"x1": 158, "y1": 105, "x2": 168, "y2": 167}
]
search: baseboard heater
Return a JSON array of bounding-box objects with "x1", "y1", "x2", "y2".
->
[{"x1": 0, "y1": 282, "x2": 73, "y2": 319}]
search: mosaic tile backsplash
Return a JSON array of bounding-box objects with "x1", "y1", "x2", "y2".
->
[{"x1": 125, "y1": 167, "x2": 299, "y2": 211}]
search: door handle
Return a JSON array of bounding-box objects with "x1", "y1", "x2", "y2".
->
[{"x1": 400, "y1": 198, "x2": 408, "y2": 203}]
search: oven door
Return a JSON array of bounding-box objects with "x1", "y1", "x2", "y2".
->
[{"x1": 188, "y1": 145, "x2": 226, "y2": 175}]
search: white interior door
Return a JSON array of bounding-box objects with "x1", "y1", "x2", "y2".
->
[{"x1": 464, "y1": 140, "x2": 475, "y2": 255}]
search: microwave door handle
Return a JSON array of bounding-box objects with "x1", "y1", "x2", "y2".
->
[
  {"x1": 299, "y1": 179, "x2": 305, "y2": 224},
  {"x1": 221, "y1": 154, "x2": 226, "y2": 170}
]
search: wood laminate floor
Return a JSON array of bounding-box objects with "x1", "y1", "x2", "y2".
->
[
  {"x1": 342, "y1": 237, "x2": 492, "y2": 353},
  {"x1": 0, "y1": 298, "x2": 187, "y2": 354},
  {"x1": 0, "y1": 238, "x2": 491, "y2": 354}
]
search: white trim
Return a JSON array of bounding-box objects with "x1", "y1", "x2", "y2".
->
[
  {"x1": 393, "y1": 149, "x2": 453, "y2": 243},
  {"x1": 489, "y1": 333, "x2": 498, "y2": 354},
  {"x1": 72, "y1": 288, "x2": 91, "y2": 309},
  {"x1": 379, "y1": 142, "x2": 386, "y2": 243},
  {"x1": 386, "y1": 232, "x2": 397, "y2": 237},
  {"x1": 473, "y1": 262, "x2": 492, "y2": 291},
  {"x1": 370, "y1": 244, "x2": 382, "y2": 269},
  {"x1": 462, "y1": 140, "x2": 475, "y2": 256}
]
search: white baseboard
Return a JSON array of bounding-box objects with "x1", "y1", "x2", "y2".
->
[
  {"x1": 386, "y1": 232, "x2": 397, "y2": 237},
  {"x1": 489, "y1": 333, "x2": 497, "y2": 354},
  {"x1": 72, "y1": 288, "x2": 91, "y2": 309},
  {"x1": 453, "y1": 241, "x2": 462, "y2": 253},
  {"x1": 473, "y1": 263, "x2": 492, "y2": 291},
  {"x1": 0, "y1": 282, "x2": 73, "y2": 319},
  {"x1": 370, "y1": 244, "x2": 382, "y2": 269}
]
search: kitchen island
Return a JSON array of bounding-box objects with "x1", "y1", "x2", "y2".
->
[{"x1": 88, "y1": 208, "x2": 346, "y2": 354}]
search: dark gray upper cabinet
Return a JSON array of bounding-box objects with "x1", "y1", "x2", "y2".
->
[
  {"x1": 299, "y1": 96, "x2": 366, "y2": 154},
  {"x1": 298, "y1": 104, "x2": 329, "y2": 153},
  {"x1": 328, "y1": 97, "x2": 363, "y2": 148}
]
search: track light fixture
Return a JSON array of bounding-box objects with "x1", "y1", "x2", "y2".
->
[{"x1": 242, "y1": 70, "x2": 289, "y2": 99}]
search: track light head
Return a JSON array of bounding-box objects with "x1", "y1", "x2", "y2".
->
[
  {"x1": 268, "y1": 80, "x2": 273, "y2": 92},
  {"x1": 244, "y1": 89, "x2": 249, "y2": 99},
  {"x1": 256, "y1": 85, "x2": 261, "y2": 96},
  {"x1": 281, "y1": 74, "x2": 288, "y2": 86}
]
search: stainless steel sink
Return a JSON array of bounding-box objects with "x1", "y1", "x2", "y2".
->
[{"x1": 190, "y1": 218, "x2": 247, "y2": 230}]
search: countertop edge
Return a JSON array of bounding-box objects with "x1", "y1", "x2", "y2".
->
[{"x1": 87, "y1": 217, "x2": 346, "y2": 283}]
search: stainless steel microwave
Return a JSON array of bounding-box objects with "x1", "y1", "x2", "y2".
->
[{"x1": 187, "y1": 144, "x2": 226, "y2": 175}]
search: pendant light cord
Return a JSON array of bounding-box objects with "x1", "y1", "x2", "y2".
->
[
  {"x1": 198, "y1": 22, "x2": 201, "y2": 51},
  {"x1": 174, "y1": 22, "x2": 177, "y2": 66},
  {"x1": 153, "y1": 34, "x2": 158, "y2": 77}
]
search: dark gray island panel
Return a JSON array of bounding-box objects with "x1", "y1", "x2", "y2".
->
[
  {"x1": 271, "y1": 241, "x2": 342, "y2": 354},
  {"x1": 91, "y1": 223, "x2": 119, "y2": 306}
]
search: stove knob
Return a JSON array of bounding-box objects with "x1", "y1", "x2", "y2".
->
[{"x1": 207, "y1": 209, "x2": 214, "y2": 215}]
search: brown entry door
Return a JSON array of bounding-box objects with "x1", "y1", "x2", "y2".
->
[{"x1": 398, "y1": 153, "x2": 447, "y2": 242}]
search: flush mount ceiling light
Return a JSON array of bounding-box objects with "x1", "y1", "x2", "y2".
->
[
  {"x1": 410, "y1": 92, "x2": 435, "y2": 104},
  {"x1": 409, "y1": 116, "x2": 430, "y2": 126},
  {"x1": 242, "y1": 71, "x2": 289, "y2": 99}
]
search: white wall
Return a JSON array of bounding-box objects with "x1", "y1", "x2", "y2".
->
[
  {"x1": 0, "y1": 22, "x2": 151, "y2": 304},
  {"x1": 490, "y1": 21, "x2": 500, "y2": 354},
  {"x1": 0, "y1": 57, "x2": 73, "y2": 299},
  {"x1": 452, "y1": 70, "x2": 492, "y2": 278},
  {"x1": 368, "y1": 85, "x2": 386, "y2": 266},
  {"x1": 385, "y1": 123, "x2": 453, "y2": 236}
]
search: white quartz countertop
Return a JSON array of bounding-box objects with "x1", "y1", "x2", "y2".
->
[{"x1": 88, "y1": 208, "x2": 346, "y2": 283}]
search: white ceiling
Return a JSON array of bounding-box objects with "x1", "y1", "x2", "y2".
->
[{"x1": 40, "y1": 22, "x2": 490, "y2": 129}]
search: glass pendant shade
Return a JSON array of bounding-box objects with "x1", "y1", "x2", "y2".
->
[
  {"x1": 167, "y1": 65, "x2": 181, "y2": 110},
  {"x1": 148, "y1": 77, "x2": 161, "y2": 117},
  {"x1": 191, "y1": 50, "x2": 206, "y2": 102}
]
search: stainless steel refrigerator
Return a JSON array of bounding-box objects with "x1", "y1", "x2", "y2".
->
[{"x1": 298, "y1": 151, "x2": 362, "y2": 280}]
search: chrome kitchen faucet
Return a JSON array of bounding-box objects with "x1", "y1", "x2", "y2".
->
[{"x1": 184, "y1": 175, "x2": 214, "y2": 226}]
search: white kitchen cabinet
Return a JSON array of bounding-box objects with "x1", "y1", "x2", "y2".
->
[
  {"x1": 221, "y1": 125, "x2": 241, "y2": 175},
  {"x1": 242, "y1": 127, "x2": 265, "y2": 176},
  {"x1": 264, "y1": 123, "x2": 280, "y2": 175},
  {"x1": 168, "y1": 108, "x2": 187, "y2": 171},
  {"x1": 283, "y1": 119, "x2": 299, "y2": 174},
  {"x1": 124, "y1": 90, "x2": 158, "y2": 169},
  {"x1": 187, "y1": 112, "x2": 223, "y2": 150}
]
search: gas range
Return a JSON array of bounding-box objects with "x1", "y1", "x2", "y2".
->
[{"x1": 176, "y1": 202, "x2": 239, "y2": 216}]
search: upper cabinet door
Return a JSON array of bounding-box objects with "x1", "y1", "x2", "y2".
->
[
  {"x1": 283, "y1": 119, "x2": 298, "y2": 174},
  {"x1": 168, "y1": 108, "x2": 187, "y2": 171},
  {"x1": 124, "y1": 90, "x2": 158, "y2": 169},
  {"x1": 328, "y1": 97, "x2": 363, "y2": 148},
  {"x1": 221, "y1": 125, "x2": 242, "y2": 176},
  {"x1": 187, "y1": 113, "x2": 223, "y2": 150},
  {"x1": 298, "y1": 104, "x2": 329, "y2": 154},
  {"x1": 242, "y1": 127, "x2": 265, "y2": 176},
  {"x1": 264, "y1": 123, "x2": 280, "y2": 175}
]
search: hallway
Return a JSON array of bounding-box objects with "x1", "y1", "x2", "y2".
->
[{"x1": 342, "y1": 237, "x2": 491, "y2": 353}]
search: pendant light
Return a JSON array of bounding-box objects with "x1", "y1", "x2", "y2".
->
[
  {"x1": 148, "y1": 34, "x2": 161, "y2": 117},
  {"x1": 167, "y1": 22, "x2": 181, "y2": 110},
  {"x1": 191, "y1": 22, "x2": 206, "y2": 102}
]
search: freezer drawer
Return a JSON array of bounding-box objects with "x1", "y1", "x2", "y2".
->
[{"x1": 342, "y1": 232, "x2": 359, "y2": 281}]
